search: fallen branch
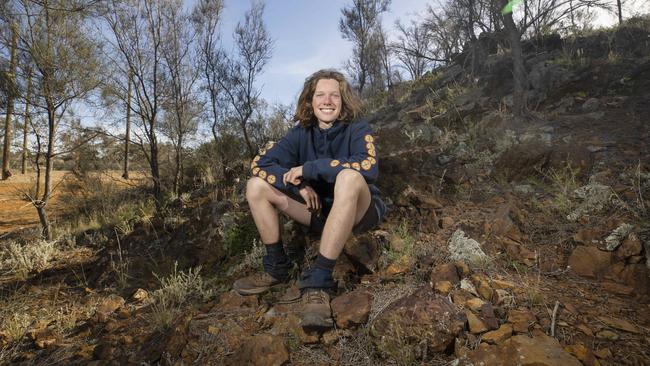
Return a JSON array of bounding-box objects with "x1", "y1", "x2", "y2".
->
[{"x1": 550, "y1": 300, "x2": 560, "y2": 337}]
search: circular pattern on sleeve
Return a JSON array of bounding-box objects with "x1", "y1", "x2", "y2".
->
[
  {"x1": 361, "y1": 160, "x2": 371, "y2": 170},
  {"x1": 258, "y1": 170, "x2": 267, "y2": 179},
  {"x1": 364, "y1": 135, "x2": 374, "y2": 143},
  {"x1": 252, "y1": 167, "x2": 261, "y2": 176},
  {"x1": 330, "y1": 160, "x2": 340, "y2": 167},
  {"x1": 352, "y1": 162, "x2": 361, "y2": 171},
  {"x1": 267, "y1": 175, "x2": 276, "y2": 184}
]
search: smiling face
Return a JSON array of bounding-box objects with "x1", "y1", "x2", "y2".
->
[{"x1": 311, "y1": 78, "x2": 342, "y2": 129}]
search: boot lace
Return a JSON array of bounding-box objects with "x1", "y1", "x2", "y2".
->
[{"x1": 305, "y1": 290, "x2": 327, "y2": 305}]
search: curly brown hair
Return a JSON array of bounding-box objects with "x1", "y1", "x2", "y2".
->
[{"x1": 293, "y1": 69, "x2": 363, "y2": 127}]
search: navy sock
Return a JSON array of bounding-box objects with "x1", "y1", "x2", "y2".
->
[
  {"x1": 265, "y1": 241, "x2": 286, "y2": 258},
  {"x1": 314, "y1": 253, "x2": 337, "y2": 272},
  {"x1": 263, "y1": 241, "x2": 290, "y2": 281}
]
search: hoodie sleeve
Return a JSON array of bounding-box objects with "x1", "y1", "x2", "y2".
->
[
  {"x1": 302, "y1": 120, "x2": 378, "y2": 184},
  {"x1": 250, "y1": 129, "x2": 302, "y2": 195}
]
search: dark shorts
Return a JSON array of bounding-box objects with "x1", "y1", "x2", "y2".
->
[{"x1": 283, "y1": 189, "x2": 384, "y2": 234}]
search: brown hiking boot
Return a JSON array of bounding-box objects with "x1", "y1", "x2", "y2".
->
[
  {"x1": 300, "y1": 289, "x2": 334, "y2": 330},
  {"x1": 233, "y1": 272, "x2": 282, "y2": 295}
]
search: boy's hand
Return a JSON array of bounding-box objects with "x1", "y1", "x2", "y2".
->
[
  {"x1": 283, "y1": 166, "x2": 303, "y2": 186},
  {"x1": 299, "y1": 185, "x2": 321, "y2": 213}
]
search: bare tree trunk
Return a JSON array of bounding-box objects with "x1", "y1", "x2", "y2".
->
[
  {"x1": 149, "y1": 132, "x2": 162, "y2": 204},
  {"x1": 2, "y1": 23, "x2": 18, "y2": 180},
  {"x1": 616, "y1": 0, "x2": 623, "y2": 25},
  {"x1": 123, "y1": 70, "x2": 132, "y2": 179},
  {"x1": 501, "y1": 1, "x2": 528, "y2": 118},
  {"x1": 39, "y1": 104, "x2": 57, "y2": 240},
  {"x1": 173, "y1": 136, "x2": 182, "y2": 195},
  {"x1": 241, "y1": 119, "x2": 255, "y2": 159},
  {"x1": 22, "y1": 68, "x2": 33, "y2": 175}
]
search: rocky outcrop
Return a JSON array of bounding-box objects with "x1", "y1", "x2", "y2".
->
[
  {"x1": 459, "y1": 331, "x2": 582, "y2": 366},
  {"x1": 370, "y1": 287, "x2": 465, "y2": 361}
]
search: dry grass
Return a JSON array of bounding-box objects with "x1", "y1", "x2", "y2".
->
[
  {"x1": 0, "y1": 240, "x2": 60, "y2": 280},
  {"x1": 148, "y1": 262, "x2": 215, "y2": 330}
]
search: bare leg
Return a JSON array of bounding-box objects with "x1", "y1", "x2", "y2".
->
[
  {"x1": 319, "y1": 170, "x2": 372, "y2": 259},
  {"x1": 246, "y1": 177, "x2": 311, "y2": 244}
]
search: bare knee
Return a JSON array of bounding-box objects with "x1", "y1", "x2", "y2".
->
[
  {"x1": 334, "y1": 169, "x2": 365, "y2": 197},
  {"x1": 246, "y1": 176, "x2": 271, "y2": 203}
]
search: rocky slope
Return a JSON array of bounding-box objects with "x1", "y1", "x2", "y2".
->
[{"x1": 1, "y1": 21, "x2": 650, "y2": 365}]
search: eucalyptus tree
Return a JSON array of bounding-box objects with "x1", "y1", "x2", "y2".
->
[
  {"x1": 214, "y1": 0, "x2": 273, "y2": 158},
  {"x1": 339, "y1": 0, "x2": 391, "y2": 94},
  {"x1": 9, "y1": 0, "x2": 102, "y2": 238},
  {"x1": 1, "y1": 21, "x2": 17, "y2": 180},
  {"x1": 103, "y1": 0, "x2": 168, "y2": 203},
  {"x1": 191, "y1": 0, "x2": 225, "y2": 145}
]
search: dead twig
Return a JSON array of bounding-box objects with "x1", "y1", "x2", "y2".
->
[{"x1": 550, "y1": 300, "x2": 560, "y2": 337}]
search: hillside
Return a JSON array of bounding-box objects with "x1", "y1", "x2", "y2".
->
[{"x1": 1, "y1": 22, "x2": 649, "y2": 365}]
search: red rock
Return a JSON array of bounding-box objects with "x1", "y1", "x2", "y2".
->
[
  {"x1": 466, "y1": 311, "x2": 488, "y2": 333},
  {"x1": 227, "y1": 334, "x2": 289, "y2": 366},
  {"x1": 344, "y1": 233, "x2": 382, "y2": 273},
  {"x1": 371, "y1": 287, "x2": 465, "y2": 358},
  {"x1": 508, "y1": 309, "x2": 537, "y2": 333},
  {"x1": 333, "y1": 253, "x2": 356, "y2": 283},
  {"x1": 564, "y1": 344, "x2": 600, "y2": 366},
  {"x1": 460, "y1": 332, "x2": 582, "y2": 366},
  {"x1": 455, "y1": 261, "x2": 471, "y2": 277},
  {"x1": 331, "y1": 290, "x2": 373, "y2": 329},
  {"x1": 601, "y1": 282, "x2": 634, "y2": 296},
  {"x1": 482, "y1": 324, "x2": 513, "y2": 344},
  {"x1": 430, "y1": 263, "x2": 460, "y2": 285},
  {"x1": 596, "y1": 316, "x2": 640, "y2": 333},
  {"x1": 440, "y1": 217, "x2": 455, "y2": 228},
  {"x1": 218, "y1": 290, "x2": 259, "y2": 311},
  {"x1": 471, "y1": 274, "x2": 493, "y2": 301},
  {"x1": 606, "y1": 263, "x2": 649, "y2": 293},
  {"x1": 480, "y1": 302, "x2": 499, "y2": 330},
  {"x1": 573, "y1": 228, "x2": 605, "y2": 245},
  {"x1": 568, "y1": 246, "x2": 612, "y2": 278},
  {"x1": 616, "y1": 233, "x2": 642, "y2": 258}
]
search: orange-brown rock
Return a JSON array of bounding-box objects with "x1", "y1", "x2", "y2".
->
[
  {"x1": 431, "y1": 263, "x2": 460, "y2": 285},
  {"x1": 605, "y1": 263, "x2": 649, "y2": 293},
  {"x1": 471, "y1": 274, "x2": 493, "y2": 301},
  {"x1": 434, "y1": 280, "x2": 454, "y2": 294},
  {"x1": 331, "y1": 289, "x2": 373, "y2": 329},
  {"x1": 595, "y1": 329, "x2": 619, "y2": 340},
  {"x1": 466, "y1": 310, "x2": 488, "y2": 334},
  {"x1": 226, "y1": 334, "x2": 289, "y2": 366},
  {"x1": 371, "y1": 287, "x2": 466, "y2": 357},
  {"x1": 459, "y1": 332, "x2": 582, "y2": 366},
  {"x1": 218, "y1": 290, "x2": 259, "y2": 311},
  {"x1": 596, "y1": 316, "x2": 640, "y2": 333},
  {"x1": 344, "y1": 233, "x2": 382, "y2": 273},
  {"x1": 601, "y1": 281, "x2": 634, "y2": 296},
  {"x1": 94, "y1": 294, "x2": 126, "y2": 322},
  {"x1": 565, "y1": 344, "x2": 600, "y2": 366},
  {"x1": 568, "y1": 246, "x2": 612, "y2": 278},
  {"x1": 465, "y1": 297, "x2": 486, "y2": 312},
  {"x1": 508, "y1": 309, "x2": 537, "y2": 333},
  {"x1": 482, "y1": 324, "x2": 513, "y2": 344}
]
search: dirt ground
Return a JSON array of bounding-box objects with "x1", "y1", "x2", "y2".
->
[{"x1": 0, "y1": 171, "x2": 148, "y2": 235}]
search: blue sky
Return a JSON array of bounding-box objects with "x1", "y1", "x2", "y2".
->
[{"x1": 217, "y1": 0, "x2": 430, "y2": 106}]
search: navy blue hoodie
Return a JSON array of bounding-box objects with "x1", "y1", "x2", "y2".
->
[{"x1": 250, "y1": 119, "x2": 382, "y2": 214}]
